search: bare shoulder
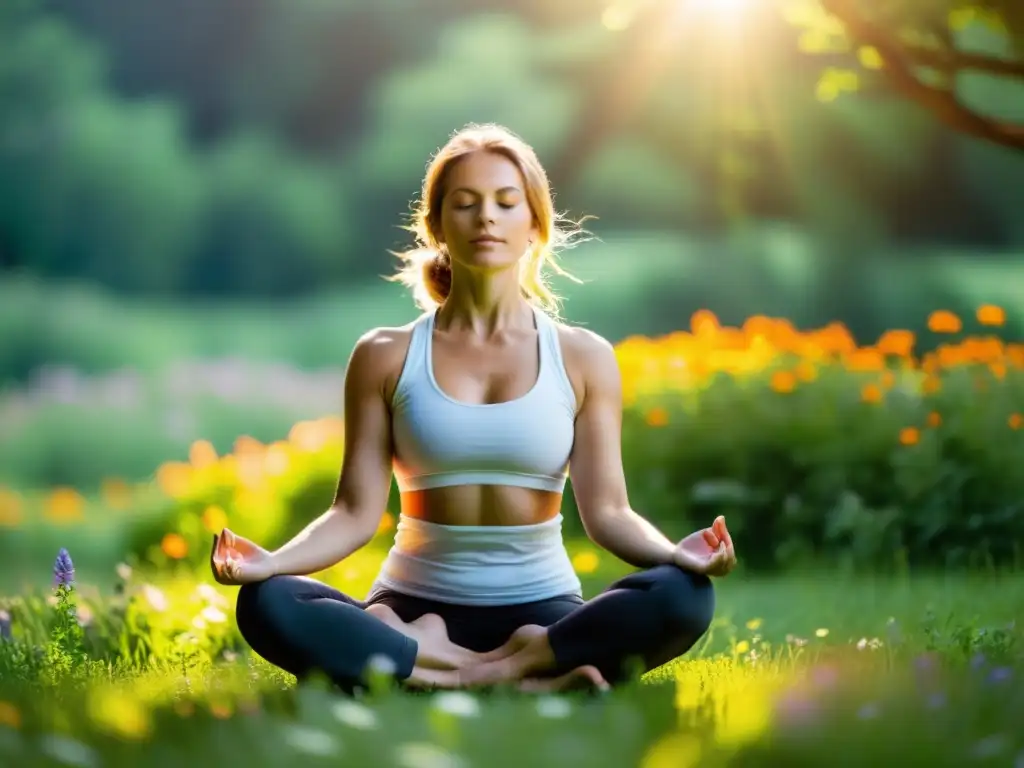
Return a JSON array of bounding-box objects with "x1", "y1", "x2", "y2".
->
[
  {"x1": 346, "y1": 320, "x2": 418, "y2": 397},
  {"x1": 553, "y1": 321, "x2": 621, "y2": 405}
]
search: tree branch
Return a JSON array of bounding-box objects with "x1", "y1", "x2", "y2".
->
[{"x1": 820, "y1": 0, "x2": 1024, "y2": 152}]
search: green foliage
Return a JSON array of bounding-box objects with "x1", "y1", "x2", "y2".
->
[{"x1": 0, "y1": 565, "x2": 1022, "y2": 766}]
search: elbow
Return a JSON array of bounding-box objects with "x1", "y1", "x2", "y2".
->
[
  {"x1": 330, "y1": 503, "x2": 383, "y2": 547},
  {"x1": 579, "y1": 503, "x2": 625, "y2": 547}
]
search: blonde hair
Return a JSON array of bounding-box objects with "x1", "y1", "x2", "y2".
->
[{"x1": 388, "y1": 123, "x2": 592, "y2": 320}]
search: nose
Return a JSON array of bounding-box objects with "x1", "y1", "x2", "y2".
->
[{"x1": 477, "y1": 200, "x2": 498, "y2": 225}]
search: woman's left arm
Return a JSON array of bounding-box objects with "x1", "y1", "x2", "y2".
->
[{"x1": 566, "y1": 330, "x2": 681, "y2": 569}]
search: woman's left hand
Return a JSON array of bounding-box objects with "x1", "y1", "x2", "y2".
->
[{"x1": 673, "y1": 516, "x2": 737, "y2": 577}]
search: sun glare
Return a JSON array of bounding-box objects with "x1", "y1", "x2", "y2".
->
[{"x1": 689, "y1": 0, "x2": 755, "y2": 15}]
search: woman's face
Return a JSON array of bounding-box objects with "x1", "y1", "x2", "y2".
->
[{"x1": 437, "y1": 151, "x2": 538, "y2": 274}]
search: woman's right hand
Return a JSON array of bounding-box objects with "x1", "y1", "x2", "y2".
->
[{"x1": 210, "y1": 527, "x2": 277, "y2": 585}]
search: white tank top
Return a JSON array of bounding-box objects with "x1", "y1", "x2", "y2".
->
[{"x1": 389, "y1": 305, "x2": 578, "y2": 493}]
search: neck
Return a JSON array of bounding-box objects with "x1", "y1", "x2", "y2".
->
[{"x1": 437, "y1": 265, "x2": 532, "y2": 335}]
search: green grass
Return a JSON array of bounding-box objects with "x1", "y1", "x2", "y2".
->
[{"x1": 1, "y1": 543, "x2": 1022, "y2": 768}]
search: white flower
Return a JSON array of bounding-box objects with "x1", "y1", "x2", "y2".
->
[
  {"x1": 394, "y1": 742, "x2": 465, "y2": 768},
  {"x1": 535, "y1": 695, "x2": 572, "y2": 719},
  {"x1": 38, "y1": 734, "x2": 99, "y2": 768},
  {"x1": 200, "y1": 605, "x2": 227, "y2": 624},
  {"x1": 142, "y1": 585, "x2": 168, "y2": 612},
  {"x1": 431, "y1": 691, "x2": 480, "y2": 718},
  {"x1": 282, "y1": 725, "x2": 341, "y2": 757},
  {"x1": 331, "y1": 700, "x2": 379, "y2": 731},
  {"x1": 196, "y1": 583, "x2": 228, "y2": 607}
]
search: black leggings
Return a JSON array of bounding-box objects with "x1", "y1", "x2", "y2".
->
[{"x1": 235, "y1": 564, "x2": 715, "y2": 693}]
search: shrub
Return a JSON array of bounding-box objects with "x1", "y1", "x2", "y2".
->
[{"x1": 6, "y1": 308, "x2": 1023, "y2": 574}]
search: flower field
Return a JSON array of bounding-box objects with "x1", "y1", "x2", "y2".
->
[{"x1": 1, "y1": 308, "x2": 1023, "y2": 766}]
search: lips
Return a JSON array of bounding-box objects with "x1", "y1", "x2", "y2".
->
[{"x1": 471, "y1": 235, "x2": 503, "y2": 244}]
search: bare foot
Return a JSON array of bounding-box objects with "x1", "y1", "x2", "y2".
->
[
  {"x1": 476, "y1": 624, "x2": 547, "y2": 663},
  {"x1": 365, "y1": 605, "x2": 483, "y2": 670},
  {"x1": 517, "y1": 665, "x2": 610, "y2": 693}
]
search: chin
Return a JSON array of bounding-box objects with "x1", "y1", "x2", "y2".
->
[{"x1": 458, "y1": 248, "x2": 520, "y2": 272}]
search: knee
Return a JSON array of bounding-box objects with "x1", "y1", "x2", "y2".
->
[
  {"x1": 649, "y1": 565, "x2": 715, "y2": 640},
  {"x1": 235, "y1": 576, "x2": 296, "y2": 634}
]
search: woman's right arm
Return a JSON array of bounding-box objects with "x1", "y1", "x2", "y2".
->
[{"x1": 267, "y1": 329, "x2": 401, "y2": 577}]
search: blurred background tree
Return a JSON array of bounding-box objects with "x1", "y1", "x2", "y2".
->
[{"x1": 2, "y1": 0, "x2": 1024, "y2": 492}]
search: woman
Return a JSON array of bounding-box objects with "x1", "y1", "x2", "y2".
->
[{"x1": 211, "y1": 123, "x2": 737, "y2": 695}]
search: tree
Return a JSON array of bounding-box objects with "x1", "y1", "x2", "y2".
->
[{"x1": 792, "y1": 0, "x2": 1024, "y2": 152}]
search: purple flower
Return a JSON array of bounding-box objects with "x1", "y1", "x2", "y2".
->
[
  {"x1": 0, "y1": 609, "x2": 10, "y2": 640},
  {"x1": 53, "y1": 548, "x2": 75, "y2": 587},
  {"x1": 987, "y1": 667, "x2": 1012, "y2": 685}
]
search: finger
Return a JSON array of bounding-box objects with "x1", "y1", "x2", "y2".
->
[
  {"x1": 715, "y1": 517, "x2": 735, "y2": 555},
  {"x1": 702, "y1": 529, "x2": 720, "y2": 548},
  {"x1": 215, "y1": 530, "x2": 231, "y2": 562}
]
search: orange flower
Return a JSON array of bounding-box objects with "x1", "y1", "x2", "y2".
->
[
  {"x1": 976, "y1": 304, "x2": 1005, "y2": 327},
  {"x1": 156, "y1": 462, "x2": 192, "y2": 498},
  {"x1": 921, "y1": 375, "x2": 941, "y2": 395},
  {"x1": 899, "y1": 427, "x2": 920, "y2": 445},
  {"x1": 927, "y1": 310, "x2": 962, "y2": 334},
  {"x1": 1010, "y1": 413, "x2": 1022, "y2": 430},
  {"x1": 926, "y1": 411, "x2": 942, "y2": 428},
  {"x1": 189, "y1": 440, "x2": 218, "y2": 468},
  {"x1": 876, "y1": 329, "x2": 915, "y2": 358},
  {"x1": 645, "y1": 407, "x2": 669, "y2": 427},
  {"x1": 690, "y1": 309, "x2": 720, "y2": 335},
  {"x1": 860, "y1": 383, "x2": 883, "y2": 403},
  {"x1": 794, "y1": 360, "x2": 817, "y2": 382},
  {"x1": 770, "y1": 370, "x2": 797, "y2": 393},
  {"x1": 161, "y1": 533, "x2": 189, "y2": 560},
  {"x1": 0, "y1": 487, "x2": 22, "y2": 527},
  {"x1": 101, "y1": 478, "x2": 132, "y2": 510},
  {"x1": 44, "y1": 487, "x2": 85, "y2": 524}
]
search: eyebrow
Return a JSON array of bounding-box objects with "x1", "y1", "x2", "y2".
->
[{"x1": 449, "y1": 186, "x2": 522, "y2": 196}]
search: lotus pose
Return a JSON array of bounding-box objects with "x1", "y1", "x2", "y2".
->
[{"x1": 210, "y1": 123, "x2": 737, "y2": 694}]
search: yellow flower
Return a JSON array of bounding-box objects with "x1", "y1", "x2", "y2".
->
[
  {"x1": 815, "y1": 628, "x2": 829, "y2": 638},
  {"x1": 571, "y1": 551, "x2": 600, "y2": 574},
  {"x1": 745, "y1": 618, "x2": 763, "y2": 631}
]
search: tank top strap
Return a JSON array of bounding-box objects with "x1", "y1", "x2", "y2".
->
[
  {"x1": 533, "y1": 306, "x2": 577, "y2": 410},
  {"x1": 392, "y1": 311, "x2": 434, "y2": 405}
]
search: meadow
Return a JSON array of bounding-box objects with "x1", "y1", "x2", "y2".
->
[{"x1": 2, "y1": 305, "x2": 1024, "y2": 767}]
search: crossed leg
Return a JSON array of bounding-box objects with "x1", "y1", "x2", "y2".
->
[
  {"x1": 395, "y1": 564, "x2": 716, "y2": 690},
  {"x1": 364, "y1": 605, "x2": 607, "y2": 692}
]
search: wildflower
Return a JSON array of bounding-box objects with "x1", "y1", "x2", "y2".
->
[
  {"x1": 987, "y1": 667, "x2": 1012, "y2": 685},
  {"x1": 814, "y1": 628, "x2": 829, "y2": 638},
  {"x1": 969, "y1": 734, "x2": 1009, "y2": 760},
  {"x1": 857, "y1": 702, "x2": 881, "y2": 720},
  {"x1": 535, "y1": 695, "x2": 572, "y2": 719},
  {"x1": 745, "y1": 618, "x2": 763, "y2": 631},
  {"x1": 199, "y1": 605, "x2": 227, "y2": 624},
  {"x1": 0, "y1": 609, "x2": 10, "y2": 640},
  {"x1": 53, "y1": 548, "x2": 75, "y2": 587},
  {"x1": 0, "y1": 701, "x2": 20, "y2": 728},
  {"x1": 282, "y1": 725, "x2": 341, "y2": 757},
  {"x1": 394, "y1": 742, "x2": 466, "y2": 768},
  {"x1": 431, "y1": 691, "x2": 480, "y2": 718},
  {"x1": 39, "y1": 734, "x2": 99, "y2": 768},
  {"x1": 115, "y1": 563, "x2": 133, "y2": 582},
  {"x1": 331, "y1": 700, "x2": 379, "y2": 730},
  {"x1": 773, "y1": 688, "x2": 819, "y2": 730},
  {"x1": 142, "y1": 585, "x2": 168, "y2": 612}
]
